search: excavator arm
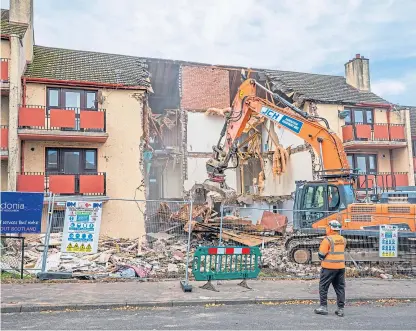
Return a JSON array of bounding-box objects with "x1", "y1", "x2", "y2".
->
[{"x1": 206, "y1": 78, "x2": 350, "y2": 188}]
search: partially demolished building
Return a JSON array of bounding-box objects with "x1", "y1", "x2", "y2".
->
[{"x1": 144, "y1": 55, "x2": 415, "y2": 224}]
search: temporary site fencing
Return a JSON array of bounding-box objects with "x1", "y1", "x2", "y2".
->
[{"x1": 1, "y1": 197, "x2": 415, "y2": 281}]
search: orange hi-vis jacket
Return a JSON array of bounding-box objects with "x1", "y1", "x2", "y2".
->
[{"x1": 318, "y1": 234, "x2": 347, "y2": 269}]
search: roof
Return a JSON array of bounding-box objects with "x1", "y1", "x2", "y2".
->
[
  {"x1": 24, "y1": 45, "x2": 151, "y2": 88},
  {"x1": 1, "y1": 9, "x2": 28, "y2": 39},
  {"x1": 265, "y1": 70, "x2": 387, "y2": 105}
]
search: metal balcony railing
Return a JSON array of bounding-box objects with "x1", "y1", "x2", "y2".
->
[
  {"x1": 17, "y1": 172, "x2": 107, "y2": 196},
  {"x1": 18, "y1": 105, "x2": 107, "y2": 133}
]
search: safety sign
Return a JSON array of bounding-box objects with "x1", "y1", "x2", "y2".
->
[
  {"x1": 379, "y1": 225, "x2": 398, "y2": 258},
  {"x1": 61, "y1": 201, "x2": 103, "y2": 254}
]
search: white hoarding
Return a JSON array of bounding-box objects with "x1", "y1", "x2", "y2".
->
[{"x1": 61, "y1": 201, "x2": 103, "y2": 254}]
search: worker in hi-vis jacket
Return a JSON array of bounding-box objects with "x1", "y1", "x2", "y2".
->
[{"x1": 314, "y1": 220, "x2": 347, "y2": 317}]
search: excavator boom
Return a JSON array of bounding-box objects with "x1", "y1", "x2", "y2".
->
[{"x1": 206, "y1": 78, "x2": 350, "y2": 190}]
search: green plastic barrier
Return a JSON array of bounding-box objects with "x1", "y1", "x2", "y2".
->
[{"x1": 192, "y1": 246, "x2": 262, "y2": 291}]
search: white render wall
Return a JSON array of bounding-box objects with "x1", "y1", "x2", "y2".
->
[
  {"x1": 185, "y1": 157, "x2": 237, "y2": 191},
  {"x1": 186, "y1": 112, "x2": 238, "y2": 191},
  {"x1": 187, "y1": 113, "x2": 226, "y2": 152}
]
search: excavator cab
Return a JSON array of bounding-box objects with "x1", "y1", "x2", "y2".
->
[{"x1": 293, "y1": 181, "x2": 355, "y2": 231}]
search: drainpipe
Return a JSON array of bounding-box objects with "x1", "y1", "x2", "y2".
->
[
  {"x1": 20, "y1": 140, "x2": 24, "y2": 173},
  {"x1": 22, "y1": 76, "x2": 27, "y2": 106}
]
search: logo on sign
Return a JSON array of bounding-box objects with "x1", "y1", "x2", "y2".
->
[
  {"x1": 67, "y1": 202, "x2": 76, "y2": 207},
  {"x1": 0, "y1": 202, "x2": 25, "y2": 211},
  {"x1": 93, "y1": 203, "x2": 102, "y2": 208},
  {"x1": 260, "y1": 106, "x2": 303, "y2": 134}
]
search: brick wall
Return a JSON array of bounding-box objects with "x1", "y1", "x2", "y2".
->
[{"x1": 180, "y1": 66, "x2": 230, "y2": 110}]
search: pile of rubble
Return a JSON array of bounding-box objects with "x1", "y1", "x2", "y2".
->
[{"x1": 15, "y1": 233, "x2": 206, "y2": 279}]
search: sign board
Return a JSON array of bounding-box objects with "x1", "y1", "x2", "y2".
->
[
  {"x1": 379, "y1": 225, "x2": 398, "y2": 257},
  {"x1": 260, "y1": 106, "x2": 304, "y2": 134},
  {"x1": 61, "y1": 201, "x2": 103, "y2": 254},
  {"x1": 0, "y1": 192, "x2": 44, "y2": 234}
]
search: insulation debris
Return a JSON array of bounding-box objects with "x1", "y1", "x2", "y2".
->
[{"x1": 205, "y1": 107, "x2": 231, "y2": 117}]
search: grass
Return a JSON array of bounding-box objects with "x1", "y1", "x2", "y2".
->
[{"x1": 1, "y1": 271, "x2": 33, "y2": 280}]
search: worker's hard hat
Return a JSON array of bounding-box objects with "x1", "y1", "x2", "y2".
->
[{"x1": 329, "y1": 220, "x2": 342, "y2": 231}]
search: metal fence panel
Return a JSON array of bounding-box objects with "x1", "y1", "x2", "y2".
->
[{"x1": 1, "y1": 236, "x2": 24, "y2": 279}]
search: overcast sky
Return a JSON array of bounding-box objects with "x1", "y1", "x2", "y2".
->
[{"x1": 3, "y1": 0, "x2": 416, "y2": 105}]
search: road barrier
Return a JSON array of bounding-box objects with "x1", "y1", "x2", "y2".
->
[{"x1": 192, "y1": 246, "x2": 262, "y2": 291}]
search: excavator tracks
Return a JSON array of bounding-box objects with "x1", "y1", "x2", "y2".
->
[{"x1": 286, "y1": 233, "x2": 416, "y2": 265}]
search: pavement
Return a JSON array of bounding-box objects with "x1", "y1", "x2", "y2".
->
[
  {"x1": 2, "y1": 301, "x2": 416, "y2": 330},
  {"x1": 1, "y1": 278, "x2": 415, "y2": 313}
]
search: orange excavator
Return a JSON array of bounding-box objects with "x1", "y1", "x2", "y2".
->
[{"x1": 203, "y1": 74, "x2": 416, "y2": 265}]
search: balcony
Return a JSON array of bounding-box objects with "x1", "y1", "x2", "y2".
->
[
  {"x1": 1, "y1": 125, "x2": 8, "y2": 159},
  {"x1": 0, "y1": 58, "x2": 9, "y2": 92},
  {"x1": 356, "y1": 172, "x2": 409, "y2": 191},
  {"x1": 18, "y1": 105, "x2": 108, "y2": 142},
  {"x1": 342, "y1": 123, "x2": 407, "y2": 149},
  {"x1": 17, "y1": 172, "x2": 106, "y2": 196}
]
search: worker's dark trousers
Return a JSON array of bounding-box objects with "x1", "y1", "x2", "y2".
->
[{"x1": 319, "y1": 268, "x2": 345, "y2": 308}]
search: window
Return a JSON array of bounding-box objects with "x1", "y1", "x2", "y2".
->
[
  {"x1": 303, "y1": 185, "x2": 325, "y2": 210},
  {"x1": 344, "y1": 107, "x2": 374, "y2": 124},
  {"x1": 328, "y1": 185, "x2": 340, "y2": 211},
  {"x1": 47, "y1": 88, "x2": 97, "y2": 110},
  {"x1": 46, "y1": 149, "x2": 58, "y2": 170},
  {"x1": 347, "y1": 153, "x2": 377, "y2": 173},
  {"x1": 46, "y1": 148, "x2": 97, "y2": 173}
]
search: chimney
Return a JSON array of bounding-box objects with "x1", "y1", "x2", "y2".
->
[
  {"x1": 345, "y1": 54, "x2": 371, "y2": 92},
  {"x1": 9, "y1": 0, "x2": 33, "y2": 25}
]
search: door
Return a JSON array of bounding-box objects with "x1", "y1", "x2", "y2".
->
[
  {"x1": 61, "y1": 149, "x2": 81, "y2": 193},
  {"x1": 61, "y1": 149, "x2": 81, "y2": 174},
  {"x1": 64, "y1": 90, "x2": 82, "y2": 130}
]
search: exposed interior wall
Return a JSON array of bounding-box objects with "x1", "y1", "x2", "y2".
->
[
  {"x1": 263, "y1": 150, "x2": 313, "y2": 196},
  {"x1": 23, "y1": 83, "x2": 146, "y2": 239},
  {"x1": 181, "y1": 66, "x2": 230, "y2": 110},
  {"x1": 184, "y1": 157, "x2": 237, "y2": 192},
  {"x1": 187, "y1": 112, "x2": 225, "y2": 152},
  {"x1": 162, "y1": 159, "x2": 182, "y2": 199},
  {"x1": 1, "y1": 160, "x2": 8, "y2": 190}
]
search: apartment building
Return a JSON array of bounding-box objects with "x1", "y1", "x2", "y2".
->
[
  {"x1": 1, "y1": 1, "x2": 150, "y2": 238},
  {"x1": 1, "y1": 1, "x2": 414, "y2": 238}
]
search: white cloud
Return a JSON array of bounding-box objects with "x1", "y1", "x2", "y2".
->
[
  {"x1": 31, "y1": 0, "x2": 416, "y2": 73},
  {"x1": 372, "y1": 80, "x2": 407, "y2": 96},
  {"x1": 373, "y1": 72, "x2": 416, "y2": 105}
]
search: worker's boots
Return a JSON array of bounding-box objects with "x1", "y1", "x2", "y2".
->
[
  {"x1": 335, "y1": 308, "x2": 344, "y2": 317},
  {"x1": 314, "y1": 306, "x2": 328, "y2": 315}
]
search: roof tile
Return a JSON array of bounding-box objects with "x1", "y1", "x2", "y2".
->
[
  {"x1": 25, "y1": 45, "x2": 150, "y2": 88},
  {"x1": 265, "y1": 70, "x2": 387, "y2": 104}
]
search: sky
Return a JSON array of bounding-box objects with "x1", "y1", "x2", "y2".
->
[{"x1": 2, "y1": 0, "x2": 416, "y2": 105}]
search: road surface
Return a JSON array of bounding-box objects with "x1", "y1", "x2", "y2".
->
[{"x1": 2, "y1": 301, "x2": 415, "y2": 330}]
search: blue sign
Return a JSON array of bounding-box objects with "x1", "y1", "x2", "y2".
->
[
  {"x1": 0, "y1": 192, "x2": 44, "y2": 234},
  {"x1": 260, "y1": 106, "x2": 304, "y2": 134}
]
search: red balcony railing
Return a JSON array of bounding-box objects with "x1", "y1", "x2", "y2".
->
[
  {"x1": 17, "y1": 172, "x2": 106, "y2": 196},
  {"x1": 0, "y1": 58, "x2": 9, "y2": 82},
  {"x1": 342, "y1": 123, "x2": 406, "y2": 143},
  {"x1": 18, "y1": 105, "x2": 106, "y2": 132},
  {"x1": 357, "y1": 172, "x2": 409, "y2": 191},
  {"x1": 1, "y1": 125, "x2": 8, "y2": 152}
]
